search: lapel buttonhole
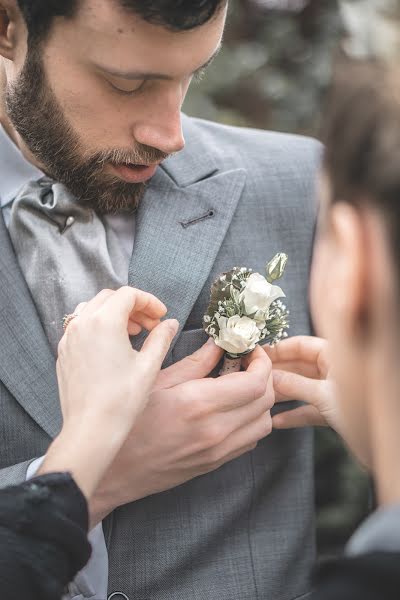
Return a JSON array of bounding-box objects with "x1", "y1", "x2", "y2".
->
[{"x1": 180, "y1": 209, "x2": 215, "y2": 229}]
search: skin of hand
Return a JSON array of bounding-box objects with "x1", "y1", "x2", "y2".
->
[
  {"x1": 90, "y1": 343, "x2": 275, "y2": 524},
  {"x1": 264, "y1": 336, "x2": 339, "y2": 431},
  {"x1": 40, "y1": 287, "x2": 179, "y2": 501},
  {"x1": 265, "y1": 336, "x2": 370, "y2": 467}
]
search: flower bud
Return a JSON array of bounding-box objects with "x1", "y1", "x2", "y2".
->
[{"x1": 266, "y1": 253, "x2": 288, "y2": 283}]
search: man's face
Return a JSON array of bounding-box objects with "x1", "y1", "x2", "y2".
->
[{"x1": 5, "y1": 1, "x2": 226, "y2": 213}]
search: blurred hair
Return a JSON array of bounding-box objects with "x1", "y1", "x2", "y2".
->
[
  {"x1": 16, "y1": 0, "x2": 226, "y2": 43},
  {"x1": 322, "y1": 57, "x2": 400, "y2": 269}
]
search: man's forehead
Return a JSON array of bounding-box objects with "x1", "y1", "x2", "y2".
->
[
  {"x1": 76, "y1": 0, "x2": 143, "y2": 35},
  {"x1": 62, "y1": 0, "x2": 226, "y2": 77},
  {"x1": 75, "y1": 0, "x2": 226, "y2": 40}
]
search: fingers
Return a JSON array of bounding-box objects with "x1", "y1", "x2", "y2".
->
[
  {"x1": 67, "y1": 288, "x2": 167, "y2": 344},
  {"x1": 273, "y1": 369, "x2": 323, "y2": 407},
  {"x1": 74, "y1": 302, "x2": 88, "y2": 315},
  {"x1": 88, "y1": 287, "x2": 166, "y2": 332},
  {"x1": 127, "y1": 311, "x2": 166, "y2": 336},
  {"x1": 71, "y1": 287, "x2": 167, "y2": 332},
  {"x1": 270, "y1": 360, "x2": 321, "y2": 379},
  {"x1": 242, "y1": 345, "x2": 273, "y2": 379},
  {"x1": 128, "y1": 322, "x2": 143, "y2": 336},
  {"x1": 141, "y1": 319, "x2": 179, "y2": 370},
  {"x1": 155, "y1": 339, "x2": 223, "y2": 390},
  {"x1": 202, "y1": 412, "x2": 273, "y2": 467},
  {"x1": 272, "y1": 405, "x2": 327, "y2": 429},
  {"x1": 73, "y1": 289, "x2": 114, "y2": 316},
  {"x1": 130, "y1": 311, "x2": 163, "y2": 331},
  {"x1": 264, "y1": 336, "x2": 327, "y2": 367},
  {"x1": 183, "y1": 346, "x2": 272, "y2": 412},
  {"x1": 214, "y1": 346, "x2": 271, "y2": 411},
  {"x1": 215, "y1": 393, "x2": 273, "y2": 439}
]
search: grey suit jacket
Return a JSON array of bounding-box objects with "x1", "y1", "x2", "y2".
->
[{"x1": 0, "y1": 115, "x2": 320, "y2": 600}]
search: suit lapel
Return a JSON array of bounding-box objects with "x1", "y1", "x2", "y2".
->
[
  {"x1": 128, "y1": 119, "x2": 247, "y2": 354},
  {"x1": 0, "y1": 211, "x2": 61, "y2": 438}
]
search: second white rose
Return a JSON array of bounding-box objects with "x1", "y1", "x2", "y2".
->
[
  {"x1": 215, "y1": 315, "x2": 261, "y2": 355},
  {"x1": 240, "y1": 272, "x2": 285, "y2": 316}
]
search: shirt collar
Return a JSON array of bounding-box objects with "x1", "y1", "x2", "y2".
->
[
  {"x1": 0, "y1": 125, "x2": 44, "y2": 209},
  {"x1": 346, "y1": 504, "x2": 400, "y2": 556}
]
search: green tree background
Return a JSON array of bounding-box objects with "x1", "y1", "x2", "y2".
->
[{"x1": 183, "y1": 0, "x2": 371, "y2": 558}]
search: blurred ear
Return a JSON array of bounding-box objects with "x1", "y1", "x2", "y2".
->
[
  {"x1": 363, "y1": 209, "x2": 397, "y2": 337},
  {"x1": 329, "y1": 202, "x2": 366, "y2": 339},
  {"x1": 0, "y1": 1, "x2": 21, "y2": 60}
]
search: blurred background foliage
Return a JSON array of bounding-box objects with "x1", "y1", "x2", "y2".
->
[
  {"x1": 184, "y1": 0, "x2": 371, "y2": 559},
  {"x1": 184, "y1": 0, "x2": 342, "y2": 134}
]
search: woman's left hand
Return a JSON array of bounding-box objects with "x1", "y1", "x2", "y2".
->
[
  {"x1": 263, "y1": 336, "x2": 340, "y2": 432},
  {"x1": 40, "y1": 286, "x2": 178, "y2": 500}
]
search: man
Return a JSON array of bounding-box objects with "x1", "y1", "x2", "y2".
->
[{"x1": 0, "y1": 1, "x2": 320, "y2": 599}]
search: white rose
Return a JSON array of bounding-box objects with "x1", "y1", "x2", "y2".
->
[
  {"x1": 240, "y1": 272, "x2": 285, "y2": 316},
  {"x1": 215, "y1": 315, "x2": 261, "y2": 355}
]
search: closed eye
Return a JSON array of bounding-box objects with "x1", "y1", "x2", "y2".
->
[{"x1": 106, "y1": 77, "x2": 145, "y2": 96}]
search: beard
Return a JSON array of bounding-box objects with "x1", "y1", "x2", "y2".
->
[{"x1": 5, "y1": 49, "x2": 168, "y2": 214}]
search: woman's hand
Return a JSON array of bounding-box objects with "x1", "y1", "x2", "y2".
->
[
  {"x1": 264, "y1": 336, "x2": 340, "y2": 432},
  {"x1": 40, "y1": 286, "x2": 179, "y2": 500},
  {"x1": 265, "y1": 336, "x2": 371, "y2": 468}
]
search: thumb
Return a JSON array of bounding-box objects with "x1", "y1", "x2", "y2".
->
[
  {"x1": 140, "y1": 319, "x2": 179, "y2": 375},
  {"x1": 155, "y1": 338, "x2": 223, "y2": 390}
]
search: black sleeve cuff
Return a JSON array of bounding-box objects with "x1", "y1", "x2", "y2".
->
[{"x1": 0, "y1": 472, "x2": 91, "y2": 576}]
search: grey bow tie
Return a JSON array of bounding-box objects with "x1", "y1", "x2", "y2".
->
[{"x1": 8, "y1": 177, "x2": 129, "y2": 354}]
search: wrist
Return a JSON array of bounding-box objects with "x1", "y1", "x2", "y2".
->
[{"x1": 39, "y1": 424, "x2": 126, "y2": 501}]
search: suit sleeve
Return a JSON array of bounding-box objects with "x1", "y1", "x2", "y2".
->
[{"x1": 311, "y1": 553, "x2": 400, "y2": 600}]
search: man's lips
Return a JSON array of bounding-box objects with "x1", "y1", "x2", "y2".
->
[{"x1": 109, "y1": 162, "x2": 159, "y2": 183}]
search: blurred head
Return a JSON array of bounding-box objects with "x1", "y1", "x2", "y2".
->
[
  {"x1": 0, "y1": 0, "x2": 227, "y2": 212},
  {"x1": 311, "y1": 58, "x2": 400, "y2": 466}
]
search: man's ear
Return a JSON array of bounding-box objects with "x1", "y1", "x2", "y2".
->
[
  {"x1": 363, "y1": 209, "x2": 397, "y2": 339},
  {"x1": 329, "y1": 202, "x2": 367, "y2": 337},
  {"x1": 0, "y1": 2, "x2": 20, "y2": 60}
]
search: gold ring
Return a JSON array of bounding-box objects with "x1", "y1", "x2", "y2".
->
[{"x1": 62, "y1": 313, "x2": 79, "y2": 332}]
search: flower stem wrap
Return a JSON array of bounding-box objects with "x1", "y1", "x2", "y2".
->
[{"x1": 219, "y1": 356, "x2": 242, "y2": 376}]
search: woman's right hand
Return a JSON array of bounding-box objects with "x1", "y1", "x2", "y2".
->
[{"x1": 40, "y1": 286, "x2": 179, "y2": 499}]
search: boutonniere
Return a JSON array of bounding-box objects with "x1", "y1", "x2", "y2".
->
[{"x1": 203, "y1": 253, "x2": 290, "y2": 375}]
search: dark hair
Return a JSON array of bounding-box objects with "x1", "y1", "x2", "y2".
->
[
  {"x1": 322, "y1": 57, "x2": 400, "y2": 268},
  {"x1": 16, "y1": 0, "x2": 226, "y2": 43}
]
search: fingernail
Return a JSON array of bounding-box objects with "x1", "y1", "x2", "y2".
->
[{"x1": 170, "y1": 319, "x2": 179, "y2": 334}]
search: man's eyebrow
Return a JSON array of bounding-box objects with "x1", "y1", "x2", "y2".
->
[{"x1": 95, "y1": 44, "x2": 222, "y2": 81}]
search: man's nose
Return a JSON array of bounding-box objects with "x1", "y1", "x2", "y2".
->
[{"x1": 133, "y1": 100, "x2": 186, "y2": 157}]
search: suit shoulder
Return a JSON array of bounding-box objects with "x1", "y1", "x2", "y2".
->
[{"x1": 183, "y1": 115, "x2": 323, "y2": 174}]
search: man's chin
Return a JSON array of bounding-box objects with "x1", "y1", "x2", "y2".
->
[{"x1": 68, "y1": 180, "x2": 146, "y2": 214}]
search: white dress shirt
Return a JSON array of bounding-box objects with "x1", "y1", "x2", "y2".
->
[{"x1": 0, "y1": 124, "x2": 135, "y2": 600}]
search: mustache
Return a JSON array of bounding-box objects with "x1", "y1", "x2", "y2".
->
[{"x1": 93, "y1": 145, "x2": 170, "y2": 166}]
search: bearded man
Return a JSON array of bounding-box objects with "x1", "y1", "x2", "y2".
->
[{"x1": 0, "y1": 1, "x2": 320, "y2": 599}]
